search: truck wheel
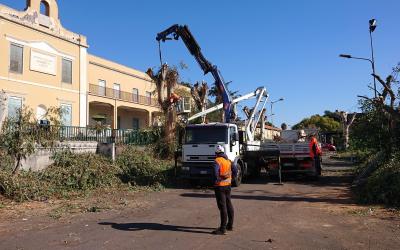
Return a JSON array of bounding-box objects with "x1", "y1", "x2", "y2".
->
[{"x1": 232, "y1": 163, "x2": 242, "y2": 187}]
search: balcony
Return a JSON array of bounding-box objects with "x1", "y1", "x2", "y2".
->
[{"x1": 89, "y1": 84, "x2": 159, "y2": 107}]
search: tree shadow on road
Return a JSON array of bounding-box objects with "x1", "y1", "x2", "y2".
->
[{"x1": 98, "y1": 222, "x2": 214, "y2": 234}]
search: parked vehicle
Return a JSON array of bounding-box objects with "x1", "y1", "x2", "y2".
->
[
  {"x1": 263, "y1": 129, "x2": 322, "y2": 179},
  {"x1": 322, "y1": 143, "x2": 336, "y2": 151}
]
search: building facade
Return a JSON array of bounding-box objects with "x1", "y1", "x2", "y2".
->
[{"x1": 0, "y1": 0, "x2": 163, "y2": 130}]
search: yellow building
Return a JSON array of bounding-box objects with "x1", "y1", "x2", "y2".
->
[{"x1": 0, "y1": 0, "x2": 165, "y2": 130}]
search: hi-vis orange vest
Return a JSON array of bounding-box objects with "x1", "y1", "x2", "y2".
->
[
  {"x1": 309, "y1": 137, "x2": 322, "y2": 158},
  {"x1": 215, "y1": 157, "x2": 232, "y2": 187}
]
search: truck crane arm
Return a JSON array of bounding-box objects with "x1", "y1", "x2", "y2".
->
[
  {"x1": 156, "y1": 24, "x2": 232, "y2": 122},
  {"x1": 188, "y1": 87, "x2": 269, "y2": 141}
]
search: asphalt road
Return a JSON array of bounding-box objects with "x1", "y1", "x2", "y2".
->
[{"x1": 0, "y1": 158, "x2": 399, "y2": 250}]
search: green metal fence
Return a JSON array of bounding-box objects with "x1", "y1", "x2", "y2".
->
[
  {"x1": 2, "y1": 124, "x2": 161, "y2": 145},
  {"x1": 113, "y1": 128, "x2": 162, "y2": 145}
]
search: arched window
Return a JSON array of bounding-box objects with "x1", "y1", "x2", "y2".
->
[{"x1": 40, "y1": 1, "x2": 50, "y2": 16}]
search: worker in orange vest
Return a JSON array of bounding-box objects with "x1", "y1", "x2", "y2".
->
[
  {"x1": 212, "y1": 145, "x2": 237, "y2": 235},
  {"x1": 309, "y1": 135, "x2": 322, "y2": 175},
  {"x1": 169, "y1": 92, "x2": 181, "y2": 104}
]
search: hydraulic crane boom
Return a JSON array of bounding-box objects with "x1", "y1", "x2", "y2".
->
[
  {"x1": 156, "y1": 24, "x2": 233, "y2": 123},
  {"x1": 187, "y1": 87, "x2": 269, "y2": 142}
]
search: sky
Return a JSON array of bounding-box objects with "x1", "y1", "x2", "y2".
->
[{"x1": 2, "y1": 0, "x2": 399, "y2": 127}]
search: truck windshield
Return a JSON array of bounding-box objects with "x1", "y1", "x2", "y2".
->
[{"x1": 185, "y1": 127, "x2": 228, "y2": 144}]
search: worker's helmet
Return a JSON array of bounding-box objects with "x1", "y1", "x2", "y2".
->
[
  {"x1": 215, "y1": 145, "x2": 225, "y2": 154},
  {"x1": 298, "y1": 130, "x2": 306, "y2": 137}
]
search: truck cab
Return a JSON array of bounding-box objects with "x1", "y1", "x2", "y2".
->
[{"x1": 181, "y1": 123, "x2": 241, "y2": 186}]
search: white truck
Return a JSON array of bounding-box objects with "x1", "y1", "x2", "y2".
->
[
  {"x1": 155, "y1": 24, "x2": 280, "y2": 185},
  {"x1": 179, "y1": 87, "x2": 280, "y2": 186},
  {"x1": 263, "y1": 129, "x2": 322, "y2": 179}
]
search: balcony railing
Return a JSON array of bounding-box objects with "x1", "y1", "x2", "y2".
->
[
  {"x1": 2, "y1": 124, "x2": 161, "y2": 145},
  {"x1": 89, "y1": 84, "x2": 159, "y2": 107}
]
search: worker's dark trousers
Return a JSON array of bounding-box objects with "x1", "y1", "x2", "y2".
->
[
  {"x1": 214, "y1": 186, "x2": 234, "y2": 230},
  {"x1": 314, "y1": 156, "x2": 322, "y2": 175}
]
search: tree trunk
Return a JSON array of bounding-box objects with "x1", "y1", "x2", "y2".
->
[
  {"x1": 12, "y1": 156, "x2": 21, "y2": 175},
  {"x1": 165, "y1": 106, "x2": 176, "y2": 144},
  {"x1": 344, "y1": 126, "x2": 350, "y2": 150},
  {"x1": 201, "y1": 105, "x2": 206, "y2": 124},
  {"x1": 339, "y1": 111, "x2": 356, "y2": 150}
]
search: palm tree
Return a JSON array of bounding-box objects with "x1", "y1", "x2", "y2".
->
[
  {"x1": 146, "y1": 64, "x2": 179, "y2": 146},
  {"x1": 191, "y1": 81, "x2": 209, "y2": 123},
  {"x1": 208, "y1": 81, "x2": 239, "y2": 122}
]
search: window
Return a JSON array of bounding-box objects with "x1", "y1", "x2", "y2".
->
[
  {"x1": 229, "y1": 126, "x2": 238, "y2": 141},
  {"x1": 60, "y1": 104, "x2": 72, "y2": 126},
  {"x1": 7, "y1": 96, "x2": 22, "y2": 120},
  {"x1": 36, "y1": 104, "x2": 47, "y2": 121},
  {"x1": 62, "y1": 58, "x2": 72, "y2": 84},
  {"x1": 9, "y1": 44, "x2": 23, "y2": 74},
  {"x1": 113, "y1": 83, "x2": 121, "y2": 99},
  {"x1": 132, "y1": 88, "x2": 139, "y2": 103},
  {"x1": 40, "y1": 1, "x2": 50, "y2": 16},
  {"x1": 146, "y1": 91, "x2": 152, "y2": 105},
  {"x1": 132, "y1": 118, "x2": 139, "y2": 130},
  {"x1": 185, "y1": 126, "x2": 228, "y2": 144},
  {"x1": 98, "y1": 80, "x2": 106, "y2": 96}
]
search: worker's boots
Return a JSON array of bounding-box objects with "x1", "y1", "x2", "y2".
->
[{"x1": 212, "y1": 228, "x2": 226, "y2": 235}]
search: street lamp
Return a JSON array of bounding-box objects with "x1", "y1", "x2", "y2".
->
[
  {"x1": 339, "y1": 19, "x2": 378, "y2": 98},
  {"x1": 339, "y1": 54, "x2": 373, "y2": 64},
  {"x1": 369, "y1": 19, "x2": 377, "y2": 98},
  {"x1": 339, "y1": 53, "x2": 377, "y2": 98},
  {"x1": 270, "y1": 98, "x2": 284, "y2": 126}
]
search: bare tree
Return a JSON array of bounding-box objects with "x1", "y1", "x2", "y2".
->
[
  {"x1": 338, "y1": 111, "x2": 357, "y2": 150},
  {"x1": 191, "y1": 81, "x2": 208, "y2": 123},
  {"x1": 357, "y1": 65, "x2": 400, "y2": 149},
  {"x1": 146, "y1": 64, "x2": 179, "y2": 145},
  {"x1": 358, "y1": 66, "x2": 400, "y2": 150}
]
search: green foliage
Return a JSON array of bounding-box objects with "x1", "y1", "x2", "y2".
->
[
  {"x1": 116, "y1": 146, "x2": 173, "y2": 187},
  {"x1": 0, "y1": 170, "x2": 48, "y2": 202},
  {"x1": 45, "y1": 150, "x2": 120, "y2": 193},
  {"x1": 355, "y1": 151, "x2": 400, "y2": 207},
  {"x1": 0, "y1": 151, "x2": 120, "y2": 202},
  {"x1": 293, "y1": 114, "x2": 341, "y2": 132},
  {"x1": 350, "y1": 100, "x2": 391, "y2": 152},
  {"x1": 323, "y1": 110, "x2": 341, "y2": 122},
  {"x1": 332, "y1": 149, "x2": 371, "y2": 164},
  {"x1": 0, "y1": 144, "x2": 176, "y2": 203},
  {"x1": 152, "y1": 137, "x2": 177, "y2": 160},
  {"x1": 0, "y1": 105, "x2": 64, "y2": 174},
  {"x1": 0, "y1": 149, "x2": 14, "y2": 171},
  {"x1": 208, "y1": 81, "x2": 240, "y2": 102},
  {"x1": 0, "y1": 106, "x2": 36, "y2": 174}
]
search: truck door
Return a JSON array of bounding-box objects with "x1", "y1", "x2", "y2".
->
[{"x1": 227, "y1": 126, "x2": 240, "y2": 160}]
